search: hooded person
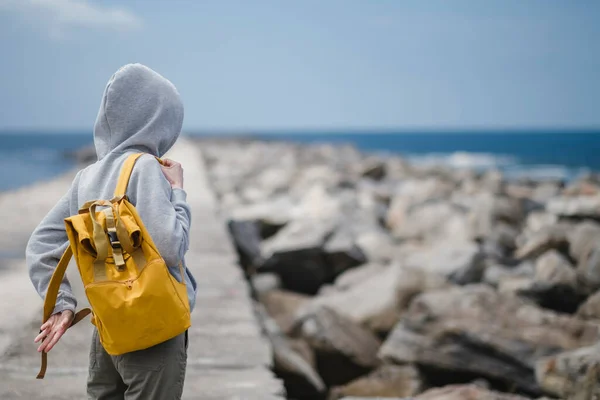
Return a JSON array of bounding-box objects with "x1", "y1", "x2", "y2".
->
[{"x1": 26, "y1": 63, "x2": 197, "y2": 399}]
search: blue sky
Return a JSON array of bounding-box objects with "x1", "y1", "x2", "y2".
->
[{"x1": 0, "y1": 0, "x2": 599, "y2": 132}]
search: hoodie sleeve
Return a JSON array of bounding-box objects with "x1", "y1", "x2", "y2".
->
[
  {"x1": 127, "y1": 155, "x2": 191, "y2": 267},
  {"x1": 26, "y1": 173, "x2": 80, "y2": 316}
]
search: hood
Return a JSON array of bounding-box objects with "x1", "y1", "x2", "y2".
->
[{"x1": 93, "y1": 63, "x2": 184, "y2": 161}]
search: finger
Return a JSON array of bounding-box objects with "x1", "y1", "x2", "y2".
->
[
  {"x1": 162, "y1": 158, "x2": 173, "y2": 166},
  {"x1": 34, "y1": 328, "x2": 50, "y2": 343},
  {"x1": 44, "y1": 328, "x2": 66, "y2": 353},
  {"x1": 40, "y1": 318, "x2": 55, "y2": 331},
  {"x1": 38, "y1": 331, "x2": 55, "y2": 353}
]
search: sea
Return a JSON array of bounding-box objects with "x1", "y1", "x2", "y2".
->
[{"x1": 0, "y1": 130, "x2": 599, "y2": 192}]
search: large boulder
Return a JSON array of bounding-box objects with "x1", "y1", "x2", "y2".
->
[
  {"x1": 261, "y1": 218, "x2": 336, "y2": 294},
  {"x1": 514, "y1": 250, "x2": 584, "y2": 313},
  {"x1": 483, "y1": 261, "x2": 535, "y2": 288},
  {"x1": 333, "y1": 262, "x2": 388, "y2": 291},
  {"x1": 300, "y1": 264, "x2": 447, "y2": 335},
  {"x1": 254, "y1": 303, "x2": 326, "y2": 399},
  {"x1": 378, "y1": 285, "x2": 599, "y2": 396},
  {"x1": 354, "y1": 229, "x2": 396, "y2": 264},
  {"x1": 228, "y1": 196, "x2": 295, "y2": 238},
  {"x1": 389, "y1": 201, "x2": 470, "y2": 243},
  {"x1": 291, "y1": 306, "x2": 382, "y2": 387},
  {"x1": 294, "y1": 184, "x2": 342, "y2": 222},
  {"x1": 546, "y1": 195, "x2": 600, "y2": 218},
  {"x1": 323, "y1": 224, "x2": 368, "y2": 278},
  {"x1": 359, "y1": 156, "x2": 387, "y2": 181},
  {"x1": 468, "y1": 193, "x2": 524, "y2": 240},
  {"x1": 576, "y1": 290, "x2": 600, "y2": 321},
  {"x1": 399, "y1": 241, "x2": 481, "y2": 278},
  {"x1": 227, "y1": 220, "x2": 264, "y2": 270},
  {"x1": 515, "y1": 223, "x2": 572, "y2": 260},
  {"x1": 535, "y1": 343, "x2": 600, "y2": 399},
  {"x1": 259, "y1": 289, "x2": 312, "y2": 335},
  {"x1": 568, "y1": 222, "x2": 600, "y2": 291},
  {"x1": 386, "y1": 178, "x2": 456, "y2": 233},
  {"x1": 414, "y1": 384, "x2": 531, "y2": 400},
  {"x1": 328, "y1": 364, "x2": 423, "y2": 399}
]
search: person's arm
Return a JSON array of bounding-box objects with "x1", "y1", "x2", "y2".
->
[
  {"x1": 27, "y1": 173, "x2": 80, "y2": 352},
  {"x1": 128, "y1": 155, "x2": 191, "y2": 267}
]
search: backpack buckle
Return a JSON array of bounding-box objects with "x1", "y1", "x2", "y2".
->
[{"x1": 107, "y1": 231, "x2": 122, "y2": 250}]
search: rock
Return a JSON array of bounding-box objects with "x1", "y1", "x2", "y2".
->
[
  {"x1": 532, "y1": 182, "x2": 563, "y2": 203},
  {"x1": 360, "y1": 157, "x2": 387, "y2": 181},
  {"x1": 546, "y1": 195, "x2": 600, "y2": 218},
  {"x1": 300, "y1": 264, "x2": 446, "y2": 335},
  {"x1": 568, "y1": 222, "x2": 600, "y2": 290},
  {"x1": 323, "y1": 224, "x2": 368, "y2": 277},
  {"x1": 576, "y1": 290, "x2": 600, "y2": 320},
  {"x1": 251, "y1": 272, "x2": 281, "y2": 295},
  {"x1": 497, "y1": 276, "x2": 536, "y2": 294},
  {"x1": 261, "y1": 218, "x2": 336, "y2": 294},
  {"x1": 414, "y1": 384, "x2": 531, "y2": 400},
  {"x1": 486, "y1": 223, "x2": 519, "y2": 255},
  {"x1": 535, "y1": 343, "x2": 600, "y2": 399},
  {"x1": 228, "y1": 196, "x2": 294, "y2": 238},
  {"x1": 483, "y1": 262, "x2": 535, "y2": 287},
  {"x1": 400, "y1": 241, "x2": 481, "y2": 277},
  {"x1": 227, "y1": 220, "x2": 264, "y2": 270},
  {"x1": 511, "y1": 250, "x2": 585, "y2": 313},
  {"x1": 390, "y1": 201, "x2": 470, "y2": 242},
  {"x1": 259, "y1": 289, "x2": 312, "y2": 335},
  {"x1": 291, "y1": 306, "x2": 382, "y2": 387},
  {"x1": 254, "y1": 303, "x2": 326, "y2": 399},
  {"x1": 354, "y1": 230, "x2": 396, "y2": 264},
  {"x1": 479, "y1": 169, "x2": 504, "y2": 194},
  {"x1": 328, "y1": 364, "x2": 423, "y2": 399},
  {"x1": 469, "y1": 193, "x2": 524, "y2": 240},
  {"x1": 333, "y1": 263, "x2": 387, "y2": 291},
  {"x1": 448, "y1": 251, "x2": 486, "y2": 285},
  {"x1": 386, "y1": 178, "x2": 456, "y2": 233},
  {"x1": 568, "y1": 221, "x2": 600, "y2": 262},
  {"x1": 523, "y1": 212, "x2": 558, "y2": 235},
  {"x1": 295, "y1": 184, "x2": 342, "y2": 222},
  {"x1": 288, "y1": 338, "x2": 316, "y2": 368},
  {"x1": 515, "y1": 223, "x2": 571, "y2": 260},
  {"x1": 378, "y1": 285, "x2": 599, "y2": 396},
  {"x1": 291, "y1": 164, "x2": 342, "y2": 193},
  {"x1": 534, "y1": 250, "x2": 577, "y2": 286},
  {"x1": 564, "y1": 179, "x2": 600, "y2": 196}
]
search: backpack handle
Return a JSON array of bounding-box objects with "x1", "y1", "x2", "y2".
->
[{"x1": 113, "y1": 154, "x2": 163, "y2": 198}]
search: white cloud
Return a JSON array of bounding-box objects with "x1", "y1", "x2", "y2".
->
[{"x1": 0, "y1": 0, "x2": 142, "y2": 36}]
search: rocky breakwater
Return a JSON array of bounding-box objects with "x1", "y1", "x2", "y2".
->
[{"x1": 197, "y1": 136, "x2": 600, "y2": 400}]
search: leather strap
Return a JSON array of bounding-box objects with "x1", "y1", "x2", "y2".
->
[
  {"x1": 36, "y1": 246, "x2": 91, "y2": 379},
  {"x1": 113, "y1": 154, "x2": 164, "y2": 198}
]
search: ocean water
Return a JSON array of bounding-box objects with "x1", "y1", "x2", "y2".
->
[
  {"x1": 1, "y1": 131, "x2": 599, "y2": 192},
  {"x1": 0, "y1": 133, "x2": 92, "y2": 192}
]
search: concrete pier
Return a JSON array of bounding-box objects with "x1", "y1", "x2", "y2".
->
[{"x1": 0, "y1": 137, "x2": 285, "y2": 399}]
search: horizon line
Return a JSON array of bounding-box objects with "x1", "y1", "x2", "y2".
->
[{"x1": 1, "y1": 127, "x2": 600, "y2": 135}]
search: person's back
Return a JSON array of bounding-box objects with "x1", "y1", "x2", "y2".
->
[{"x1": 26, "y1": 63, "x2": 197, "y2": 399}]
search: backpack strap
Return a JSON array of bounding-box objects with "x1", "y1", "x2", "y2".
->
[
  {"x1": 113, "y1": 153, "x2": 165, "y2": 198},
  {"x1": 37, "y1": 245, "x2": 92, "y2": 379}
]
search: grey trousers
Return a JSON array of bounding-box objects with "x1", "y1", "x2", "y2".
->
[{"x1": 87, "y1": 329, "x2": 188, "y2": 400}]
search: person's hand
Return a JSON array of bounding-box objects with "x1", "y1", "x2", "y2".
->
[
  {"x1": 34, "y1": 310, "x2": 74, "y2": 353},
  {"x1": 160, "y1": 158, "x2": 184, "y2": 189}
]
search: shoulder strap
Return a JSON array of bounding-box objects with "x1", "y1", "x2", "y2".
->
[
  {"x1": 37, "y1": 246, "x2": 91, "y2": 379},
  {"x1": 113, "y1": 154, "x2": 164, "y2": 198}
]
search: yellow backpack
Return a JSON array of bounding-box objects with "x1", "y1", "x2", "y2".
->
[{"x1": 37, "y1": 153, "x2": 191, "y2": 379}]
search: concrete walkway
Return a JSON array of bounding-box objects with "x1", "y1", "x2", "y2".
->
[{"x1": 0, "y1": 137, "x2": 285, "y2": 399}]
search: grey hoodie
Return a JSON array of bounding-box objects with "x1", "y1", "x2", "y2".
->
[{"x1": 26, "y1": 63, "x2": 197, "y2": 316}]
